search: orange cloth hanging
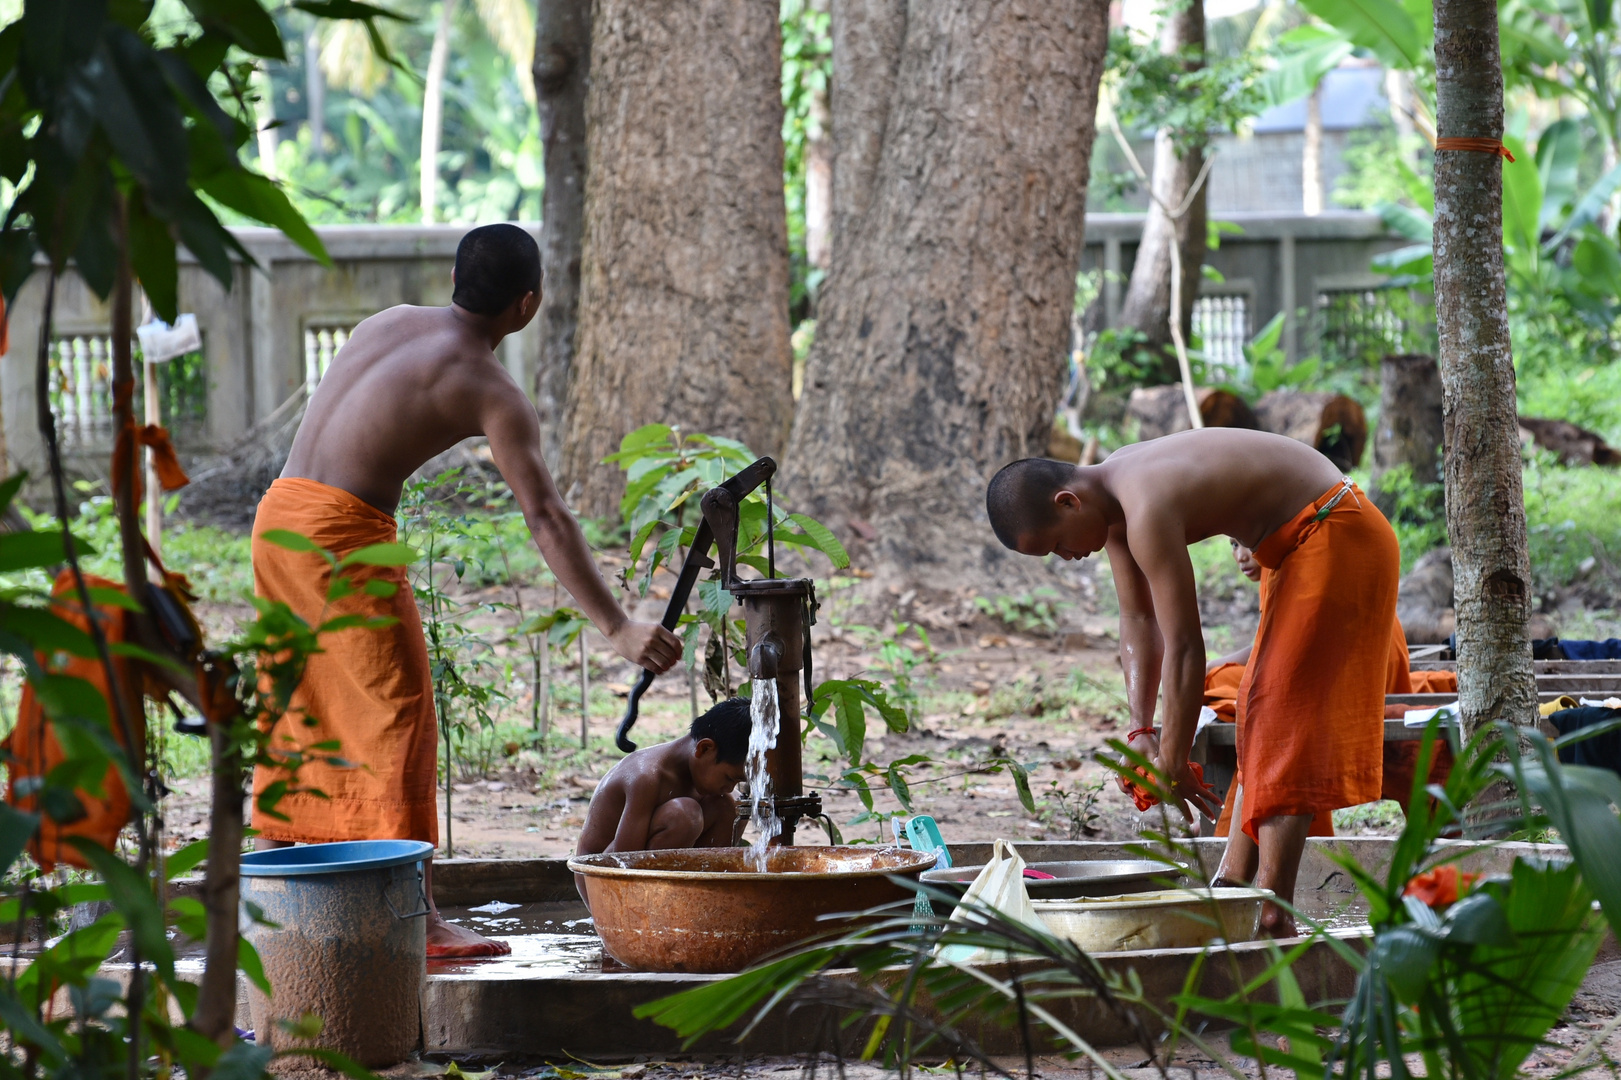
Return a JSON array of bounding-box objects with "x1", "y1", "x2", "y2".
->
[
  {"x1": 1232, "y1": 482, "x2": 1399, "y2": 842},
  {"x1": 2, "y1": 573, "x2": 146, "y2": 870},
  {"x1": 1205, "y1": 661, "x2": 1245, "y2": 721},
  {"x1": 111, "y1": 423, "x2": 190, "y2": 509},
  {"x1": 249, "y1": 477, "x2": 438, "y2": 845}
]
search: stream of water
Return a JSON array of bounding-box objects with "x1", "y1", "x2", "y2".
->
[{"x1": 746, "y1": 679, "x2": 782, "y2": 871}]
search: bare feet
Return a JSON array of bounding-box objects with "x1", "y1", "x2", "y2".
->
[
  {"x1": 426, "y1": 913, "x2": 512, "y2": 958},
  {"x1": 1257, "y1": 900, "x2": 1297, "y2": 939}
]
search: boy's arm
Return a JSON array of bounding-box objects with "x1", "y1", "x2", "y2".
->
[
  {"x1": 1125, "y1": 512, "x2": 1220, "y2": 821},
  {"x1": 697, "y1": 795, "x2": 738, "y2": 847},
  {"x1": 1107, "y1": 524, "x2": 1164, "y2": 736},
  {"x1": 480, "y1": 384, "x2": 680, "y2": 673},
  {"x1": 607, "y1": 781, "x2": 660, "y2": 853}
]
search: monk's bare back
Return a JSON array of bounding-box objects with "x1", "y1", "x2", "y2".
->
[
  {"x1": 282, "y1": 302, "x2": 681, "y2": 674},
  {"x1": 1062, "y1": 429, "x2": 1346, "y2": 559},
  {"x1": 284, "y1": 305, "x2": 532, "y2": 514}
]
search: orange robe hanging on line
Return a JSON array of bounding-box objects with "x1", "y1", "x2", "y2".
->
[{"x1": 249, "y1": 477, "x2": 439, "y2": 845}]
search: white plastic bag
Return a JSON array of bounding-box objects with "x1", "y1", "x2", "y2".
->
[{"x1": 936, "y1": 839, "x2": 1046, "y2": 964}]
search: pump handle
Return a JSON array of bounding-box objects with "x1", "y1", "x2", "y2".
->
[{"x1": 614, "y1": 457, "x2": 778, "y2": 753}]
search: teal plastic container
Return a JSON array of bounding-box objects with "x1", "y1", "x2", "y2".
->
[{"x1": 240, "y1": 840, "x2": 433, "y2": 1066}]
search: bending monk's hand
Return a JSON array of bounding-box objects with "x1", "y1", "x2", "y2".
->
[
  {"x1": 1158, "y1": 757, "x2": 1222, "y2": 822},
  {"x1": 610, "y1": 620, "x2": 682, "y2": 673}
]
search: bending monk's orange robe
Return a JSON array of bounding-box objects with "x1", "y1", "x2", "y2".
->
[
  {"x1": 250, "y1": 478, "x2": 439, "y2": 845},
  {"x1": 1210, "y1": 593, "x2": 1408, "y2": 837},
  {"x1": 1234, "y1": 481, "x2": 1399, "y2": 840}
]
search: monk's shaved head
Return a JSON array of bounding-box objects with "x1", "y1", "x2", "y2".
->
[{"x1": 986, "y1": 457, "x2": 1079, "y2": 550}]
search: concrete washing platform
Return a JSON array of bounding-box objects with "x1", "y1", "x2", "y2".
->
[{"x1": 416, "y1": 837, "x2": 1581, "y2": 1058}]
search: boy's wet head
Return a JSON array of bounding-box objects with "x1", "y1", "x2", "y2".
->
[{"x1": 689, "y1": 697, "x2": 751, "y2": 796}]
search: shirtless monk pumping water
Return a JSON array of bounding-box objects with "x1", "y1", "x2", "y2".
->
[
  {"x1": 251, "y1": 224, "x2": 681, "y2": 957},
  {"x1": 986, "y1": 429, "x2": 1400, "y2": 936}
]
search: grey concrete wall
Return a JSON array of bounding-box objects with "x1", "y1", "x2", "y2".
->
[
  {"x1": 0, "y1": 215, "x2": 1396, "y2": 480},
  {"x1": 0, "y1": 224, "x2": 541, "y2": 481},
  {"x1": 1080, "y1": 209, "x2": 1409, "y2": 362}
]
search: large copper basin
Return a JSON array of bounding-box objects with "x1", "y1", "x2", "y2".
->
[{"x1": 568, "y1": 845, "x2": 936, "y2": 973}]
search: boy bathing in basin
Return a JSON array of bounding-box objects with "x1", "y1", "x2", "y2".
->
[{"x1": 575, "y1": 697, "x2": 753, "y2": 905}]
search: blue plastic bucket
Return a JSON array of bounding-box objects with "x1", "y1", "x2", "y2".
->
[{"x1": 241, "y1": 840, "x2": 433, "y2": 1066}]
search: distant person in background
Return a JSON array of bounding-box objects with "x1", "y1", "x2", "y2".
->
[{"x1": 574, "y1": 698, "x2": 752, "y2": 909}]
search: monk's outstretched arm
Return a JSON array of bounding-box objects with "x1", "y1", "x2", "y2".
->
[
  {"x1": 480, "y1": 386, "x2": 680, "y2": 673},
  {"x1": 1106, "y1": 528, "x2": 1163, "y2": 734}
]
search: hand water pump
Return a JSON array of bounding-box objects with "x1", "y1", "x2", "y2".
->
[{"x1": 615, "y1": 457, "x2": 824, "y2": 843}]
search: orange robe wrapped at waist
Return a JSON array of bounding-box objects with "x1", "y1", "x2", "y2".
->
[
  {"x1": 250, "y1": 477, "x2": 438, "y2": 845},
  {"x1": 1235, "y1": 481, "x2": 1399, "y2": 841},
  {"x1": 1213, "y1": 610, "x2": 1411, "y2": 838}
]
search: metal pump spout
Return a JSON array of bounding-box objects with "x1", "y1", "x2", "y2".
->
[{"x1": 748, "y1": 633, "x2": 783, "y2": 681}]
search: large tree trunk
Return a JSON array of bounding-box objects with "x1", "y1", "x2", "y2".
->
[
  {"x1": 1116, "y1": 0, "x2": 1208, "y2": 383},
  {"x1": 532, "y1": 0, "x2": 591, "y2": 463},
  {"x1": 1433, "y1": 0, "x2": 1537, "y2": 744},
  {"x1": 421, "y1": 0, "x2": 457, "y2": 224},
  {"x1": 783, "y1": 0, "x2": 1111, "y2": 584},
  {"x1": 1371, "y1": 352, "x2": 1445, "y2": 517},
  {"x1": 561, "y1": 0, "x2": 793, "y2": 514}
]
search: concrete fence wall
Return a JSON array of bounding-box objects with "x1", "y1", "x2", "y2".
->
[
  {"x1": 0, "y1": 215, "x2": 1405, "y2": 480},
  {"x1": 0, "y1": 225, "x2": 540, "y2": 480},
  {"x1": 1079, "y1": 210, "x2": 1413, "y2": 371}
]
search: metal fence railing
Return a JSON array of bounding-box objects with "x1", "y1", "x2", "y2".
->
[
  {"x1": 1313, "y1": 285, "x2": 1436, "y2": 368},
  {"x1": 304, "y1": 323, "x2": 355, "y2": 392},
  {"x1": 1193, "y1": 293, "x2": 1250, "y2": 380},
  {"x1": 48, "y1": 334, "x2": 209, "y2": 453}
]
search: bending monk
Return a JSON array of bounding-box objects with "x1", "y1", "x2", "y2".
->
[
  {"x1": 574, "y1": 697, "x2": 751, "y2": 908},
  {"x1": 251, "y1": 224, "x2": 681, "y2": 957},
  {"x1": 986, "y1": 429, "x2": 1400, "y2": 936}
]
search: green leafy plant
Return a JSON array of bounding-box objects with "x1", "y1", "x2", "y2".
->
[
  {"x1": 397, "y1": 469, "x2": 507, "y2": 857},
  {"x1": 974, "y1": 589, "x2": 1064, "y2": 636},
  {"x1": 1040, "y1": 774, "x2": 1108, "y2": 840},
  {"x1": 0, "y1": 0, "x2": 410, "y2": 1070}
]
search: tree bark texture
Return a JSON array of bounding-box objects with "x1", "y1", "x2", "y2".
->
[
  {"x1": 1253, "y1": 389, "x2": 1368, "y2": 471},
  {"x1": 827, "y1": 0, "x2": 906, "y2": 266},
  {"x1": 532, "y1": 0, "x2": 591, "y2": 464},
  {"x1": 1432, "y1": 0, "x2": 1537, "y2": 741},
  {"x1": 784, "y1": 0, "x2": 1111, "y2": 584},
  {"x1": 562, "y1": 0, "x2": 793, "y2": 514},
  {"x1": 1128, "y1": 384, "x2": 1258, "y2": 441},
  {"x1": 1371, "y1": 352, "x2": 1445, "y2": 517},
  {"x1": 1116, "y1": 0, "x2": 1208, "y2": 381}
]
